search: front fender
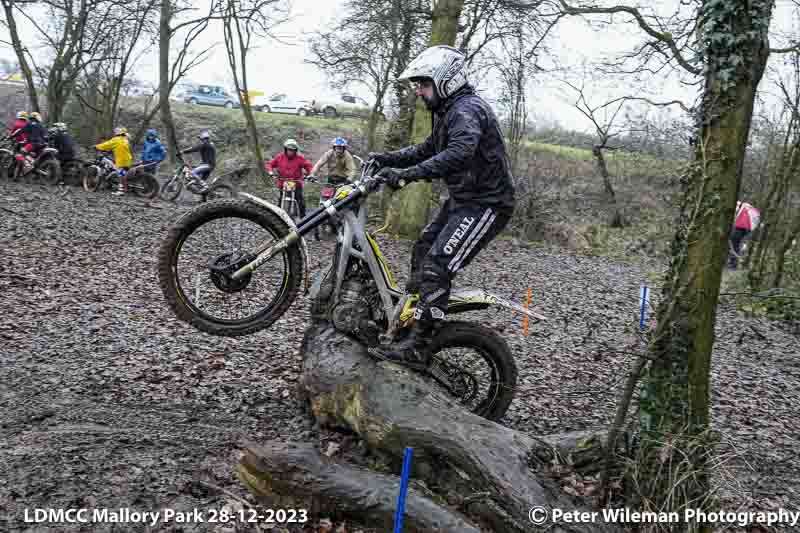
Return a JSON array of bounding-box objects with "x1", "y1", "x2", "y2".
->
[{"x1": 238, "y1": 192, "x2": 310, "y2": 291}]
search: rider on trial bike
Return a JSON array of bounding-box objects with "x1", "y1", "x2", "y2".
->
[
  {"x1": 366, "y1": 45, "x2": 516, "y2": 367},
  {"x1": 179, "y1": 130, "x2": 216, "y2": 194},
  {"x1": 310, "y1": 137, "x2": 358, "y2": 185},
  {"x1": 265, "y1": 138, "x2": 313, "y2": 217}
]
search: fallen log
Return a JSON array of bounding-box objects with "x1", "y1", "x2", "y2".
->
[
  {"x1": 241, "y1": 321, "x2": 621, "y2": 532},
  {"x1": 237, "y1": 441, "x2": 483, "y2": 533}
]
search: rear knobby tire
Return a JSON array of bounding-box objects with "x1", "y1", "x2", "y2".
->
[
  {"x1": 62, "y1": 161, "x2": 85, "y2": 186},
  {"x1": 0, "y1": 153, "x2": 13, "y2": 180},
  {"x1": 160, "y1": 175, "x2": 183, "y2": 202},
  {"x1": 157, "y1": 199, "x2": 304, "y2": 337},
  {"x1": 427, "y1": 321, "x2": 517, "y2": 421},
  {"x1": 39, "y1": 159, "x2": 62, "y2": 186},
  {"x1": 83, "y1": 166, "x2": 102, "y2": 192},
  {"x1": 129, "y1": 172, "x2": 159, "y2": 199},
  {"x1": 205, "y1": 182, "x2": 235, "y2": 201}
]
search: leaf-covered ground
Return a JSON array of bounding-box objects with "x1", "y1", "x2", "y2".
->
[{"x1": 1, "y1": 182, "x2": 797, "y2": 532}]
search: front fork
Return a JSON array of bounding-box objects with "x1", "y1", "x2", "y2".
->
[{"x1": 231, "y1": 186, "x2": 365, "y2": 281}]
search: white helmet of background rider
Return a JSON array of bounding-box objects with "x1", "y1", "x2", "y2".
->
[{"x1": 397, "y1": 45, "x2": 468, "y2": 111}]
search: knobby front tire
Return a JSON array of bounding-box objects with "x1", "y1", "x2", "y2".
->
[{"x1": 157, "y1": 199, "x2": 304, "y2": 337}]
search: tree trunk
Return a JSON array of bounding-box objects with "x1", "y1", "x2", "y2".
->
[
  {"x1": 131, "y1": 100, "x2": 163, "y2": 148},
  {"x1": 592, "y1": 145, "x2": 624, "y2": 228},
  {"x1": 366, "y1": 100, "x2": 383, "y2": 153},
  {"x1": 635, "y1": 1, "x2": 772, "y2": 528},
  {"x1": 385, "y1": 0, "x2": 465, "y2": 238},
  {"x1": 160, "y1": 0, "x2": 179, "y2": 165},
  {"x1": 223, "y1": 4, "x2": 266, "y2": 180},
  {"x1": 238, "y1": 442, "x2": 483, "y2": 533},
  {"x1": 773, "y1": 212, "x2": 800, "y2": 287},
  {"x1": 1, "y1": 0, "x2": 41, "y2": 114},
  {"x1": 238, "y1": 321, "x2": 623, "y2": 533}
]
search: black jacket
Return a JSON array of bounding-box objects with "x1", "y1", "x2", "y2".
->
[
  {"x1": 383, "y1": 85, "x2": 515, "y2": 213},
  {"x1": 183, "y1": 141, "x2": 216, "y2": 169},
  {"x1": 22, "y1": 120, "x2": 46, "y2": 145},
  {"x1": 51, "y1": 131, "x2": 77, "y2": 161}
]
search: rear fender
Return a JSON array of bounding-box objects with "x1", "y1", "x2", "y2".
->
[
  {"x1": 448, "y1": 288, "x2": 547, "y2": 322},
  {"x1": 238, "y1": 192, "x2": 309, "y2": 290},
  {"x1": 399, "y1": 288, "x2": 547, "y2": 323}
]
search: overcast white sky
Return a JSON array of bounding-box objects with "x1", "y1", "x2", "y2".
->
[{"x1": 1, "y1": 0, "x2": 799, "y2": 133}]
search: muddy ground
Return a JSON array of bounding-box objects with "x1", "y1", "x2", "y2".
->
[{"x1": 1, "y1": 181, "x2": 798, "y2": 532}]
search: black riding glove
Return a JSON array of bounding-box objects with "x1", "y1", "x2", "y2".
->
[
  {"x1": 368, "y1": 152, "x2": 393, "y2": 168},
  {"x1": 377, "y1": 167, "x2": 412, "y2": 190}
]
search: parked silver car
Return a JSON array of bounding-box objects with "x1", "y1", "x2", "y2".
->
[
  {"x1": 183, "y1": 85, "x2": 240, "y2": 109},
  {"x1": 253, "y1": 93, "x2": 313, "y2": 115}
]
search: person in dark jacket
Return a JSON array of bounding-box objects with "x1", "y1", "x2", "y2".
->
[
  {"x1": 367, "y1": 45, "x2": 516, "y2": 368},
  {"x1": 180, "y1": 129, "x2": 216, "y2": 193},
  {"x1": 19, "y1": 111, "x2": 46, "y2": 155},
  {"x1": 48, "y1": 123, "x2": 77, "y2": 162},
  {"x1": 141, "y1": 128, "x2": 166, "y2": 174}
]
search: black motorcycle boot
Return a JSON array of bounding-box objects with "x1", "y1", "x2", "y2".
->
[
  {"x1": 405, "y1": 269, "x2": 422, "y2": 295},
  {"x1": 369, "y1": 319, "x2": 439, "y2": 370}
]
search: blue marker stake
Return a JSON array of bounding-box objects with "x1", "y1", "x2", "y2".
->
[
  {"x1": 639, "y1": 284, "x2": 649, "y2": 330},
  {"x1": 394, "y1": 447, "x2": 413, "y2": 533}
]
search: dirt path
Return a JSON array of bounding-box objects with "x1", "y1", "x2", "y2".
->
[{"x1": 1, "y1": 182, "x2": 797, "y2": 532}]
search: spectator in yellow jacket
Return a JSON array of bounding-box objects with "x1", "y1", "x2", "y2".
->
[{"x1": 95, "y1": 127, "x2": 132, "y2": 195}]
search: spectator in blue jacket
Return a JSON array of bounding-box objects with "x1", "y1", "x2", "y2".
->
[{"x1": 141, "y1": 129, "x2": 166, "y2": 173}]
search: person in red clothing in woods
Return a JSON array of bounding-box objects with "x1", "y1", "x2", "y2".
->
[
  {"x1": 9, "y1": 111, "x2": 28, "y2": 145},
  {"x1": 264, "y1": 138, "x2": 313, "y2": 217},
  {"x1": 728, "y1": 200, "x2": 761, "y2": 270}
]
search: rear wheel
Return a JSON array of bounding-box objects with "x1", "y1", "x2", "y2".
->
[
  {"x1": 157, "y1": 199, "x2": 304, "y2": 337},
  {"x1": 128, "y1": 172, "x2": 160, "y2": 199},
  {"x1": 160, "y1": 174, "x2": 183, "y2": 202},
  {"x1": 38, "y1": 159, "x2": 62, "y2": 186},
  {"x1": 425, "y1": 321, "x2": 517, "y2": 421},
  {"x1": 0, "y1": 152, "x2": 14, "y2": 180},
  {"x1": 83, "y1": 165, "x2": 102, "y2": 192},
  {"x1": 62, "y1": 161, "x2": 85, "y2": 186},
  {"x1": 205, "y1": 182, "x2": 236, "y2": 201}
]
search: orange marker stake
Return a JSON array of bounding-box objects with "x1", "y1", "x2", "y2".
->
[{"x1": 522, "y1": 287, "x2": 532, "y2": 336}]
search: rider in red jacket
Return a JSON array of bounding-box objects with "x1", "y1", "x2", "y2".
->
[
  {"x1": 264, "y1": 138, "x2": 313, "y2": 216},
  {"x1": 9, "y1": 111, "x2": 28, "y2": 144}
]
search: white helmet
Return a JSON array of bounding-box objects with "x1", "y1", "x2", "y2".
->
[{"x1": 397, "y1": 45, "x2": 468, "y2": 100}]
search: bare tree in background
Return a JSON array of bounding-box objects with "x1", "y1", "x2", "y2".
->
[
  {"x1": 748, "y1": 50, "x2": 800, "y2": 289},
  {"x1": 74, "y1": 0, "x2": 158, "y2": 141},
  {"x1": 308, "y1": 0, "x2": 427, "y2": 153},
  {"x1": 160, "y1": 0, "x2": 220, "y2": 163},
  {"x1": 490, "y1": 8, "x2": 560, "y2": 175},
  {"x1": 560, "y1": 75, "x2": 631, "y2": 227},
  {"x1": 381, "y1": 0, "x2": 429, "y2": 153},
  {"x1": 1, "y1": 0, "x2": 41, "y2": 113},
  {"x1": 222, "y1": 0, "x2": 288, "y2": 178}
]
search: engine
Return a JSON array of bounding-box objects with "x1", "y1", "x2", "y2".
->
[{"x1": 330, "y1": 279, "x2": 382, "y2": 345}]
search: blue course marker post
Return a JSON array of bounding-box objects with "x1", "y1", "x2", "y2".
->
[
  {"x1": 393, "y1": 447, "x2": 414, "y2": 533},
  {"x1": 639, "y1": 284, "x2": 649, "y2": 330}
]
